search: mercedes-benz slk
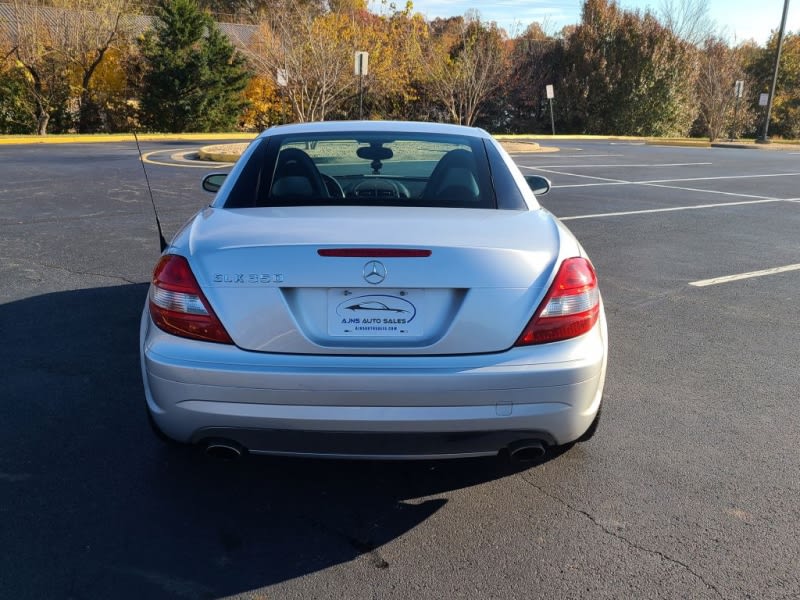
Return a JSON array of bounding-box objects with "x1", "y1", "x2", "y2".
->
[{"x1": 140, "y1": 121, "x2": 607, "y2": 461}]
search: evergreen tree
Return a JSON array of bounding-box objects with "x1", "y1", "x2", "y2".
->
[{"x1": 138, "y1": 0, "x2": 251, "y2": 132}]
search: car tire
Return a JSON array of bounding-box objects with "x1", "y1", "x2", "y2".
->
[{"x1": 577, "y1": 405, "x2": 601, "y2": 443}]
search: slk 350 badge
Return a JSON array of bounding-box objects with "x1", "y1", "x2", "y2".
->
[{"x1": 213, "y1": 273, "x2": 284, "y2": 284}]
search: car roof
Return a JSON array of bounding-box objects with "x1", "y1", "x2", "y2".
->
[{"x1": 258, "y1": 120, "x2": 493, "y2": 139}]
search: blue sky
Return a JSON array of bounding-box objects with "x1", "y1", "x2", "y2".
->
[{"x1": 406, "y1": 0, "x2": 799, "y2": 44}]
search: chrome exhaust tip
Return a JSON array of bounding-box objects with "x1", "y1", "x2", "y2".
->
[
  {"x1": 508, "y1": 440, "x2": 546, "y2": 462},
  {"x1": 204, "y1": 440, "x2": 245, "y2": 460}
]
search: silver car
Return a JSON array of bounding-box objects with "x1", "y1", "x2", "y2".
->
[{"x1": 140, "y1": 121, "x2": 607, "y2": 461}]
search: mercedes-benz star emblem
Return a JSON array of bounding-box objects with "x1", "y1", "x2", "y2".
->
[{"x1": 363, "y1": 260, "x2": 387, "y2": 285}]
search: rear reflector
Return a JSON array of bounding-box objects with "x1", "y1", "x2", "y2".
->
[
  {"x1": 149, "y1": 254, "x2": 233, "y2": 344},
  {"x1": 318, "y1": 248, "x2": 432, "y2": 257},
  {"x1": 515, "y1": 257, "x2": 600, "y2": 345}
]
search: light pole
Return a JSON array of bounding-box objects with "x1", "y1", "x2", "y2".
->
[{"x1": 758, "y1": 0, "x2": 791, "y2": 143}]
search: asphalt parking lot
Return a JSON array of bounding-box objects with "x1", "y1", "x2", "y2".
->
[{"x1": 1, "y1": 138, "x2": 798, "y2": 599}]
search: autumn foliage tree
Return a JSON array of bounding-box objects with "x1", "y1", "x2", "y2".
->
[
  {"x1": 2, "y1": 0, "x2": 133, "y2": 133},
  {"x1": 1, "y1": 0, "x2": 798, "y2": 138},
  {"x1": 502, "y1": 23, "x2": 562, "y2": 132},
  {"x1": 557, "y1": 0, "x2": 695, "y2": 136},
  {"x1": 5, "y1": 0, "x2": 74, "y2": 134},
  {"x1": 421, "y1": 14, "x2": 508, "y2": 126},
  {"x1": 694, "y1": 37, "x2": 754, "y2": 140},
  {"x1": 245, "y1": 2, "x2": 421, "y2": 123},
  {"x1": 58, "y1": 0, "x2": 130, "y2": 132},
  {"x1": 346, "y1": 5, "x2": 428, "y2": 121},
  {"x1": 246, "y1": 10, "x2": 355, "y2": 122},
  {"x1": 747, "y1": 31, "x2": 800, "y2": 139}
]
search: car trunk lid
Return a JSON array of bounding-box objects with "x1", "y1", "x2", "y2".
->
[{"x1": 182, "y1": 206, "x2": 563, "y2": 355}]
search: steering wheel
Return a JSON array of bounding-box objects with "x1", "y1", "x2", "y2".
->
[
  {"x1": 352, "y1": 179, "x2": 401, "y2": 198},
  {"x1": 321, "y1": 174, "x2": 345, "y2": 198}
]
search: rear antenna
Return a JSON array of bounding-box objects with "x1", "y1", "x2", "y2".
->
[{"x1": 133, "y1": 130, "x2": 168, "y2": 252}]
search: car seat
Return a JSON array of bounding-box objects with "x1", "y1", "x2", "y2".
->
[{"x1": 270, "y1": 147, "x2": 328, "y2": 198}]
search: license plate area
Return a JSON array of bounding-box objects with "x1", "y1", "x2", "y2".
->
[{"x1": 327, "y1": 289, "x2": 425, "y2": 337}]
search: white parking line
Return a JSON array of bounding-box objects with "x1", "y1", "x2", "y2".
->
[
  {"x1": 530, "y1": 154, "x2": 626, "y2": 158},
  {"x1": 526, "y1": 162, "x2": 713, "y2": 169},
  {"x1": 553, "y1": 171, "x2": 800, "y2": 188},
  {"x1": 689, "y1": 263, "x2": 800, "y2": 287},
  {"x1": 647, "y1": 171, "x2": 800, "y2": 183},
  {"x1": 532, "y1": 168, "x2": 796, "y2": 201},
  {"x1": 559, "y1": 198, "x2": 785, "y2": 221},
  {"x1": 530, "y1": 168, "x2": 629, "y2": 183},
  {"x1": 640, "y1": 183, "x2": 778, "y2": 201},
  {"x1": 555, "y1": 181, "x2": 637, "y2": 188}
]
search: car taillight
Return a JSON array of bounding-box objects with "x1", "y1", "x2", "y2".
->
[
  {"x1": 148, "y1": 254, "x2": 233, "y2": 344},
  {"x1": 515, "y1": 257, "x2": 600, "y2": 346}
]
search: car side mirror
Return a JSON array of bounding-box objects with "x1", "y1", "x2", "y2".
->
[
  {"x1": 202, "y1": 173, "x2": 228, "y2": 193},
  {"x1": 524, "y1": 175, "x2": 551, "y2": 196}
]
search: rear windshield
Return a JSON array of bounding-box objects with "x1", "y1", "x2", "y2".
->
[{"x1": 223, "y1": 131, "x2": 498, "y2": 209}]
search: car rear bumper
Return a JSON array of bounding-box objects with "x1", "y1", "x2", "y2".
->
[{"x1": 141, "y1": 311, "x2": 607, "y2": 458}]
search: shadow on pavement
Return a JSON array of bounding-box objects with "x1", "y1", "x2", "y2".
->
[{"x1": 0, "y1": 283, "x2": 560, "y2": 599}]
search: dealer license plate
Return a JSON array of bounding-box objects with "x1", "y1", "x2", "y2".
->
[{"x1": 327, "y1": 289, "x2": 425, "y2": 337}]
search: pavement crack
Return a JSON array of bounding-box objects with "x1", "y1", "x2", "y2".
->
[
  {"x1": 517, "y1": 473, "x2": 724, "y2": 599},
  {"x1": 306, "y1": 516, "x2": 390, "y2": 570},
  {"x1": 23, "y1": 260, "x2": 142, "y2": 285}
]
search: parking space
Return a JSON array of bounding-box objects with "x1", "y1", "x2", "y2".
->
[
  {"x1": 515, "y1": 142, "x2": 800, "y2": 278},
  {"x1": 1, "y1": 139, "x2": 798, "y2": 599},
  {"x1": 516, "y1": 145, "x2": 800, "y2": 217}
]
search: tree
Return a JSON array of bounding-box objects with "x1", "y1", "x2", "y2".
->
[
  {"x1": 198, "y1": 0, "x2": 325, "y2": 24},
  {"x1": 138, "y1": 0, "x2": 251, "y2": 132},
  {"x1": 338, "y1": 4, "x2": 428, "y2": 121},
  {"x1": 239, "y1": 74, "x2": 284, "y2": 130},
  {"x1": 5, "y1": 0, "x2": 74, "y2": 134},
  {"x1": 502, "y1": 23, "x2": 563, "y2": 133},
  {"x1": 747, "y1": 31, "x2": 800, "y2": 139},
  {"x1": 557, "y1": 0, "x2": 695, "y2": 136},
  {"x1": 246, "y1": 9, "x2": 358, "y2": 122},
  {"x1": 695, "y1": 37, "x2": 750, "y2": 140},
  {"x1": 422, "y1": 13, "x2": 508, "y2": 126},
  {"x1": 659, "y1": 0, "x2": 713, "y2": 45},
  {"x1": 0, "y1": 64, "x2": 39, "y2": 133},
  {"x1": 56, "y1": 0, "x2": 131, "y2": 132}
]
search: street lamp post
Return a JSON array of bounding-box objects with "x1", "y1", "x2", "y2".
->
[{"x1": 758, "y1": 0, "x2": 791, "y2": 143}]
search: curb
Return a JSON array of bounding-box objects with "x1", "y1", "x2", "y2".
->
[
  {"x1": 4, "y1": 131, "x2": 797, "y2": 152},
  {"x1": 711, "y1": 141, "x2": 800, "y2": 151},
  {"x1": 197, "y1": 144, "x2": 248, "y2": 162},
  {"x1": 0, "y1": 132, "x2": 257, "y2": 146},
  {"x1": 645, "y1": 139, "x2": 711, "y2": 148}
]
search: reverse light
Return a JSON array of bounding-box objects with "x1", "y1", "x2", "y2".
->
[
  {"x1": 148, "y1": 255, "x2": 233, "y2": 344},
  {"x1": 515, "y1": 257, "x2": 600, "y2": 346}
]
